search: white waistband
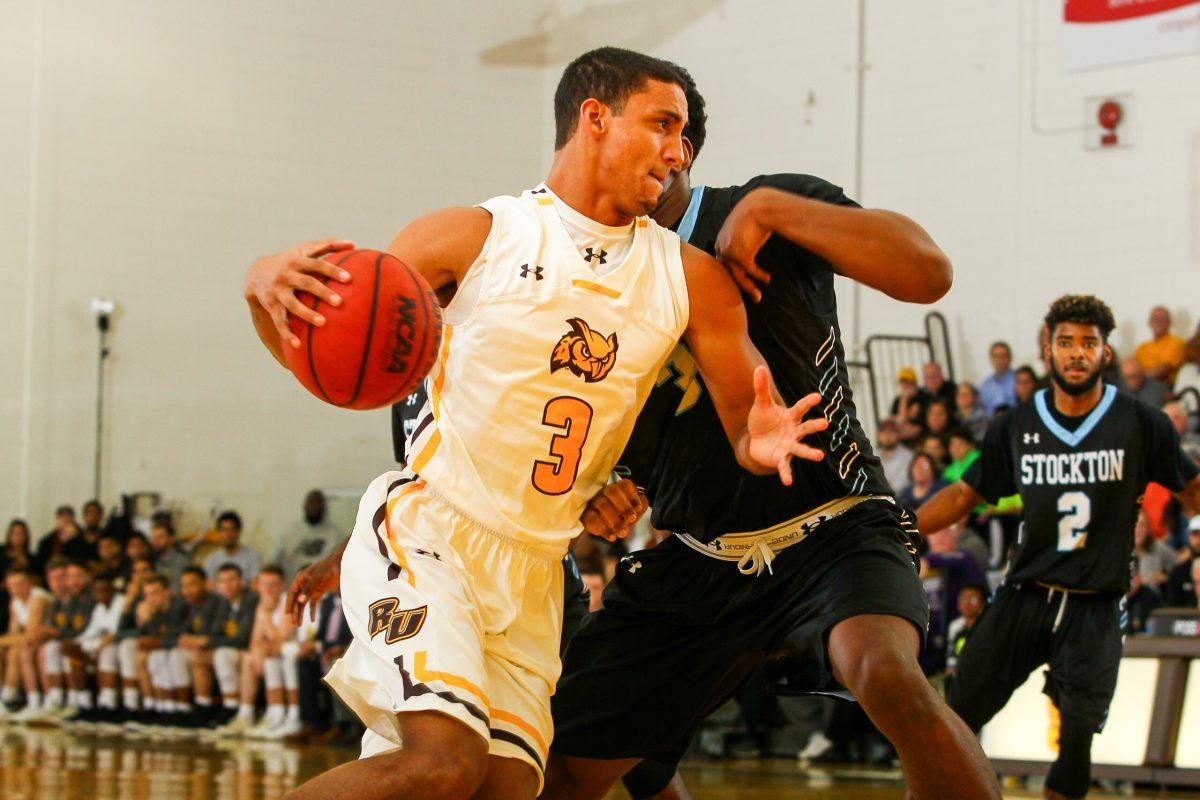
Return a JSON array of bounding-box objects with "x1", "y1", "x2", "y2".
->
[{"x1": 675, "y1": 495, "x2": 892, "y2": 576}]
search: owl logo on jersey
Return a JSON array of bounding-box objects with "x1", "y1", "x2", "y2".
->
[{"x1": 551, "y1": 318, "x2": 619, "y2": 383}]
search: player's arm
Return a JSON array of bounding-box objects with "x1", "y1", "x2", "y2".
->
[
  {"x1": 244, "y1": 207, "x2": 489, "y2": 367},
  {"x1": 286, "y1": 535, "x2": 348, "y2": 626},
  {"x1": 680, "y1": 244, "x2": 828, "y2": 485},
  {"x1": 1177, "y1": 475, "x2": 1200, "y2": 516},
  {"x1": 916, "y1": 481, "x2": 985, "y2": 535},
  {"x1": 715, "y1": 186, "x2": 951, "y2": 304}
]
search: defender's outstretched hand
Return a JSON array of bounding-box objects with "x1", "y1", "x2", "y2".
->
[
  {"x1": 746, "y1": 365, "x2": 827, "y2": 485},
  {"x1": 245, "y1": 238, "x2": 355, "y2": 350},
  {"x1": 286, "y1": 550, "x2": 342, "y2": 626},
  {"x1": 581, "y1": 479, "x2": 649, "y2": 542}
]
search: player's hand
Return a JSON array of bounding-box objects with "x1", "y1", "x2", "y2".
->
[
  {"x1": 287, "y1": 553, "x2": 341, "y2": 626},
  {"x1": 245, "y1": 238, "x2": 356, "y2": 350},
  {"x1": 746, "y1": 365, "x2": 827, "y2": 486},
  {"x1": 581, "y1": 479, "x2": 648, "y2": 543},
  {"x1": 715, "y1": 189, "x2": 775, "y2": 302}
]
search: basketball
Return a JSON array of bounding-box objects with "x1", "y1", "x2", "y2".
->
[{"x1": 284, "y1": 249, "x2": 442, "y2": 410}]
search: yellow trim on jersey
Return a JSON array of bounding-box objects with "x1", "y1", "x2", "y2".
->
[
  {"x1": 410, "y1": 326, "x2": 454, "y2": 474},
  {"x1": 636, "y1": 219, "x2": 648, "y2": 228},
  {"x1": 536, "y1": 196, "x2": 554, "y2": 206},
  {"x1": 492, "y1": 708, "x2": 549, "y2": 756},
  {"x1": 570, "y1": 279, "x2": 622, "y2": 299},
  {"x1": 382, "y1": 480, "x2": 426, "y2": 587},
  {"x1": 414, "y1": 650, "x2": 491, "y2": 708}
]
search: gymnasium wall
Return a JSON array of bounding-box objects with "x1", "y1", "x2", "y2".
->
[
  {"x1": 1, "y1": 0, "x2": 551, "y2": 545},
  {"x1": 551, "y1": 0, "x2": 1200, "y2": 378}
]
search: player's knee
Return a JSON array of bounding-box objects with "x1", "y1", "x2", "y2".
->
[{"x1": 372, "y1": 748, "x2": 487, "y2": 800}]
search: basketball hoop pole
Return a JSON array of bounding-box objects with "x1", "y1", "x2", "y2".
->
[{"x1": 94, "y1": 311, "x2": 110, "y2": 500}]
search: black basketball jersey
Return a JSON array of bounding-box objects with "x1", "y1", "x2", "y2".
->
[
  {"x1": 963, "y1": 386, "x2": 1199, "y2": 592},
  {"x1": 619, "y1": 174, "x2": 892, "y2": 542}
]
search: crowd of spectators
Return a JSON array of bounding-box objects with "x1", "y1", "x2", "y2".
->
[{"x1": 0, "y1": 490, "x2": 357, "y2": 745}]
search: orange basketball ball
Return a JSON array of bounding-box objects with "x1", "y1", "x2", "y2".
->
[{"x1": 285, "y1": 249, "x2": 442, "y2": 410}]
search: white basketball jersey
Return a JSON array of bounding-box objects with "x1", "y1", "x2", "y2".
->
[{"x1": 406, "y1": 186, "x2": 690, "y2": 554}]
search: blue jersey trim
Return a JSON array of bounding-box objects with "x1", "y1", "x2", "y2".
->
[
  {"x1": 1033, "y1": 384, "x2": 1117, "y2": 447},
  {"x1": 675, "y1": 186, "x2": 706, "y2": 244}
]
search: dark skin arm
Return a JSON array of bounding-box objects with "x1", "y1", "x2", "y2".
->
[
  {"x1": 1178, "y1": 475, "x2": 1200, "y2": 517},
  {"x1": 916, "y1": 480, "x2": 985, "y2": 535},
  {"x1": 715, "y1": 187, "x2": 952, "y2": 304},
  {"x1": 287, "y1": 535, "x2": 349, "y2": 626}
]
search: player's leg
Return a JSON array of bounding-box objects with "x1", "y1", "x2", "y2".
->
[
  {"x1": 189, "y1": 648, "x2": 216, "y2": 721},
  {"x1": 470, "y1": 755, "x2": 540, "y2": 800},
  {"x1": 95, "y1": 642, "x2": 120, "y2": 712},
  {"x1": 827, "y1": 614, "x2": 997, "y2": 799},
  {"x1": 620, "y1": 759, "x2": 690, "y2": 800},
  {"x1": 117, "y1": 637, "x2": 142, "y2": 713},
  {"x1": 1040, "y1": 593, "x2": 1124, "y2": 800},
  {"x1": 284, "y1": 710, "x2": 489, "y2": 800},
  {"x1": 212, "y1": 645, "x2": 243, "y2": 719},
  {"x1": 39, "y1": 640, "x2": 66, "y2": 712}
]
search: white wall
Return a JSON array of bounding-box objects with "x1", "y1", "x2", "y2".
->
[
  {"x1": 3, "y1": 0, "x2": 551, "y2": 547},
  {"x1": 543, "y1": 0, "x2": 1200, "y2": 379}
]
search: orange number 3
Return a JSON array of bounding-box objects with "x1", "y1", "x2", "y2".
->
[{"x1": 531, "y1": 396, "x2": 594, "y2": 496}]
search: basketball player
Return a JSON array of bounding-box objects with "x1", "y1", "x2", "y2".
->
[
  {"x1": 245, "y1": 48, "x2": 827, "y2": 800},
  {"x1": 539, "y1": 71, "x2": 1001, "y2": 800},
  {"x1": 917, "y1": 295, "x2": 1200, "y2": 800}
]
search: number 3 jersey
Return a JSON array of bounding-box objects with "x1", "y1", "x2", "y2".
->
[
  {"x1": 963, "y1": 385, "x2": 1198, "y2": 592},
  {"x1": 403, "y1": 186, "x2": 690, "y2": 555}
]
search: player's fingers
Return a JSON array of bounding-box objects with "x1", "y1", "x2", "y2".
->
[
  {"x1": 777, "y1": 454, "x2": 794, "y2": 486},
  {"x1": 787, "y1": 392, "x2": 823, "y2": 420},
  {"x1": 752, "y1": 365, "x2": 773, "y2": 407},
  {"x1": 268, "y1": 302, "x2": 301, "y2": 350},
  {"x1": 605, "y1": 486, "x2": 638, "y2": 522},
  {"x1": 287, "y1": 273, "x2": 343, "y2": 307},
  {"x1": 281, "y1": 292, "x2": 325, "y2": 328},
  {"x1": 791, "y1": 441, "x2": 826, "y2": 463},
  {"x1": 301, "y1": 238, "x2": 355, "y2": 260},
  {"x1": 727, "y1": 263, "x2": 757, "y2": 296},
  {"x1": 581, "y1": 509, "x2": 611, "y2": 540},
  {"x1": 309, "y1": 591, "x2": 322, "y2": 622},
  {"x1": 796, "y1": 417, "x2": 830, "y2": 439},
  {"x1": 592, "y1": 497, "x2": 626, "y2": 536},
  {"x1": 742, "y1": 258, "x2": 772, "y2": 286},
  {"x1": 298, "y1": 255, "x2": 353, "y2": 283}
]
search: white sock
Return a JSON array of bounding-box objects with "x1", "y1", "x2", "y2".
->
[
  {"x1": 237, "y1": 703, "x2": 254, "y2": 721},
  {"x1": 99, "y1": 688, "x2": 118, "y2": 709},
  {"x1": 263, "y1": 704, "x2": 284, "y2": 726},
  {"x1": 73, "y1": 690, "x2": 94, "y2": 710},
  {"x1": 223, "y1": 695, "x2": 238, "y2": 709},
  {"x1": 26, "y1": 691, "x2": 42, "y2": 711},
  {"x1": 195, "y1": 695, "x2": 212, "y2": 707},
  {"x1": 173, "y1": 700, "x2": 188, "y2": 713},
  {"x1": 122, "y1": 687, "x2": 139, "y2": 710},
  {"x1": 284, "y1": 704, "x2": 299, "y2": 724},
  {"x1": 1, "y1": 686, "x2": 17, "y2": 703},
  {"x1": 46, "y1": 688, "x2": 64, "y2": 708}
]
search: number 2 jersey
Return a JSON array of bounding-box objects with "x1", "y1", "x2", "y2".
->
[
  {"x1": 402, "y1": 186, "x2": 690, "y2": 555},
  {"x1": 963, "y1": 385, "x2": 1198, "y2": 592}
]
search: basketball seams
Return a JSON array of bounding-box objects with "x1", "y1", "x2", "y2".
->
[{"x1": 345, "y1": 252, "x2": 384, "y2": 407}]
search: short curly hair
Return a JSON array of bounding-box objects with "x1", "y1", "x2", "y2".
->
[{"x1": 1044, "y1": 294, "x2": 1115, "y2": 342}]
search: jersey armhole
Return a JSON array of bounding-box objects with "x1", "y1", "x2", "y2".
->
[
  {"x1": 669, "y1": 235, "x2": 692, "y2": 337},
  {"x1": 441, "y1": 205, "x2": 498, "y2": 325}
]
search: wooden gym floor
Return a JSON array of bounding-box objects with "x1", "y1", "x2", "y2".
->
[{"x1": 2, "y1": 727, "x2": 1197, "y2": 799}]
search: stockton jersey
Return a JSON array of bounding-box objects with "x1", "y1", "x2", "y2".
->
[
  {"x1": 619, "y1": 174, "x2": 892, "y2": 541},
  {"x1": 402, "y1": 186, "x2": 690, "y2": 554},
  {"x1": 963, "y1": 385, "x2": 1199, "y2": 592}
]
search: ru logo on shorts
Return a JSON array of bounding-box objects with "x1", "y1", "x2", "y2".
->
[{"x1": 367, "y1": 598, "x2": 429, "y2": 645}]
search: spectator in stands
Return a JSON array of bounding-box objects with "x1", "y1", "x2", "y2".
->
[
  {"x1": 923, "y1": 399, "x2": 953, "y2": 444},
  {"x1": 273, "y1": 490, "x2": 343, "y2": 582},
  {"x1": 80, "y1": 500, "x2": 105, "y2": 558},
  {"x1": 1124, "y1": 571, "x2": 1163, "y2": 635},
  {"x1": 945, "y1": 583, "x2": 986, "y2": 676},
  {"x1": 891, "y1": 366, "x2": 927, "y2": 445},
  {"x1": 1014, "y1": 365, "x2": 1038, "y2": 405},
  {"x1": 203, "y1": 511, "x2": 261, "y2": 581},
  {"x1": 920, "y1": 519, "x2": 986, "y2": 674},
  {"x1": 127, "y1": 573, "x2": 189, "y2": 729},
  {"x1": 1134, "y1": 511, "x2": 1178, "y2": 593},
  {"x1": 207, "y1": 563, "x2": 259, "y2": 727},
  {"x1": 150, "y1": 521, "x2": 188, "y2": 592},
  {"x1": 875, "y1": 419, "x2": 913, "y2": 495},
  {"x1": 168, "y1": 566, "x2": 227, "y2": 727},
  {"x1": 94, "y1": 534, "x2": 131, "y2": 593},
  {"x1": 1177, "y1": 322, "x2": 1200, "y2": 394},
  {"x1": 955, "y1": 382, "x2": 989, "y2": 443},
  {"x1": 896, "y1": 452, "x2": 947, "y2": 513},
  {"x1": 1, "y1": 519, "x2": 38, "y2": 578},
  {"x1": 942, "y1": 430, "x2": 980, "y2": 484},
  {"x1": 285, "y1": 589, "x2": 354, "y2": 744},
  {"x1": 1164, "y1": 516, "x2": 1200, "y2": 607},
  {"x1": 111, "y1": 557, "x2": 156, "y2": 724},
  {"x1": 30, "y1": 559, "x2": 94, "y2": 720},
  {"x1": 1, "y1": 568, "x2": 50, "y2": 716},
  {"x1": 920, "y1": 434, "x2": 948, "y2": 471},
  {"x1": 1163, "y1": 401, "x2": 1200, "y2": 461},
  {"x1": 61, "y1": 573, "x2": 124, "y2": 722},
  {"x1": 1136, "y1": 306, "x2": 1187, "y2": 385},
  {"x1": 922, "y1": 362, "x2": 957, "y2": 411},
  {"x1": 1120, "y1": 357, "x2": 1169, "y2": 408},
  {"x1": 36, "y1": 507, "x2": 95, "y2": 567},
  {"x1": 125, "y1": 531, "x2": 151, "y2": 564},
  {"x1": 978, "y1": 341, "x2": 1016, "y2": 416}
]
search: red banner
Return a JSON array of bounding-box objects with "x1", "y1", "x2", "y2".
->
[{"x1": 1065, "y1": 0, "x2": 1200, "y2": 24}]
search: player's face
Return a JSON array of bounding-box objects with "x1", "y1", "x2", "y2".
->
[
  {"x1": 181, "y1": 572, "x2": 205, "y2": 604},
  {"x1": 126, "y1": 536, "x2": 150, "y2": 561},
  {"x1": 65, "y1": 566, "x2": 89, "y2": 596},
  {"x1": 93, "y1": 578, "x2": 114, "y2": 605},
  {"x1": 215, "y1": 569, "x2": 243, "y2": 600},
  {"x1": 46, "y1": 567, "x2": 67, "y2": 596},
  {"x1": 143, "y1": 582, "x2": 165, "y2": 606},
  {"x1": 98, "y1": 538, "x2": 122, "y2": 564},
  {"x1": 259, "y1": 573, "x2": 284, "y2": 602},
  {"x1": 5, "y1": 573, "x2": 29, "y2": 598},
  {"x1": 1046, "y1": 322, "x2": 1110, "y2": 397},
  {"x1": 598, "y1": 80, "x2": 686, "y2": 217}
]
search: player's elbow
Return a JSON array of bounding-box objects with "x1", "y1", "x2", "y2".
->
[{"x1": 902, "y1": 248, "x2": 952, "y2": 304}]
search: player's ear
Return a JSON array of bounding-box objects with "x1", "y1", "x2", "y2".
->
[
  {"x1": 681, "y1": 136, "x2": 694, "y2": 170},
  {"x1": 580, "y1": 98, "x2": 607, "y2": 140},
  {"x1": 1101, "y1": 343, "x2": 1113, "y2": 368}
]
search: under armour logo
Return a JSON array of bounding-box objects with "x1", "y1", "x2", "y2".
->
[
  {"x1": 414, "y1": 549, "x2": 442, "y2": 561},
  {"x1": 519, "y1": 264, "x2": 543, "y2": 280},
  {"x1": 625, "y1": 560, "x2": 641, "y2": 574},
  {"x1": 1023, "y1": 433, "x2": 1040, "y2": 444},
  {"x1": 531, "y1": 187, "x2": 548, "y2": 194},
  {"x1": 583, "y1": 247, "x2": 608, "y2": 265}
]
